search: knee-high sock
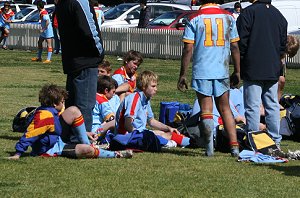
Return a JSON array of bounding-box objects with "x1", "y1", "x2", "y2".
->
[
  {"x1": 47, "y1": 47, "x2": 52, "y2": 60},
  {"x1": 72, "y1": 115, "x2": 90, "y2": 144},
  {"x1": 199, "y1": 112, "x2": 214, "y2": 156},
  {"x1": 171, "y1": 132, "x2": 190, "y2": 147},
  {"x1": 93, "y1": 147, "x2": 116, "y2": 158},
  {"x1": 37, "y1": 48, "x2": 43, "y2": 59},
  {"x1": 2, "y1": 37, "x2": 7, "y2": 46}
]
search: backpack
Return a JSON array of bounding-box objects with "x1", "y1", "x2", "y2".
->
[
  {"x1": 285, "y1": 102, "x2": 300, "y2": 141},
  {"x1": 12, "y1": 106, "x2": 37, "y2": 132},
  {"x1": 159, "y1": 101, "x2": 192, "y2": 125},
  {"x1": 215, "y1": 123, "x2": 249, "y2": 153}
]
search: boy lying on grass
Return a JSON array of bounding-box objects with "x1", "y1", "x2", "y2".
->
[{"x1": 8, "y1": 84, "x2": 132, "y2": 160}]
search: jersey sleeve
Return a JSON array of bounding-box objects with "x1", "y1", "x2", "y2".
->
[
  {"x1": 112, "y1": 74, "x2": 125, "y2": 86},
  {"x1": 182, "y1": 18, "x2": 196, "y2": 44},
  {"x1": 15, "y1": 110, "x2": 55, "y2": 155}
]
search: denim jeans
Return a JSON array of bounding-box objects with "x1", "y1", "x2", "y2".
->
[
  {"x1": 66, "y1": 67, "x2": 98, "y2": 132},
  {"x1": 243, "y1": 80, "x2": 281, "y2": 143}
]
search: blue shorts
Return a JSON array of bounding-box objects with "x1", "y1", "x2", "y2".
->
[
  {"x1": 46, "y1": 136, "x2": 66, "y2": 156},
  {"x1": 191, "y1": 78, "x2": 230, "y2": 97}
]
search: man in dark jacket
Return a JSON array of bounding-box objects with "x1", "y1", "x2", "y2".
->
[
  {"x1": 236, "y1": 0, "x2": 287, "y2": 147},
  {"x1": 56, "y1": 0, "x2": 104, "y2": 132},
  {"x1": 138, "y1": 0, "x2": 151, "y2": 28}
]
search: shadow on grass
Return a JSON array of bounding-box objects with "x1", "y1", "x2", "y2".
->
[
  {"x1": 267, "y1": 165, "x2": 300, "y2": 177},
  {"x1": 0, "y1": 135, "x2": 21, "y2": 141},
  {"x1": 161, "y1": 148, "x2": 205, "y2": 157}
]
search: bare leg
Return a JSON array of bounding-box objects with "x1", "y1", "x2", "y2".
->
[{"x1": 215, "y1": 91, "x2": 239, "y2": 157}]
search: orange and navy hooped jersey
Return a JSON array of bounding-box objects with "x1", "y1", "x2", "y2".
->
[
  {"x1": 115, "y1": 91, "x2": 154, "y2": 134},
  {"x1": 14, "y1": 107, "x2": 62, "y2": 156},
  {"x1": 183, "y1": 3, "x2": 239, "y2": 80},
  {"x1": 112, "y1": 66, "x2": 137, "y2": 92},
  {"x1": 92, "y1": 93, "x2": 115, "y2": 126}
]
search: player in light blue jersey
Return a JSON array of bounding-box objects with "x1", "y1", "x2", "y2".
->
[
  {"x1": 31, "y1": 1, "x2": 54, "y2": 64},
  {"x1": 92, "y1": 76, "x2": 118, "y2": 138},
  {"x1": 177, "y1": 0, "x2": 241, "y2": 157}
]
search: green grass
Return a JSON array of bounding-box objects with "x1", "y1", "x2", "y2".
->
[{"x1": 0, "y1": 49, "x2": 300, "y2": 197}]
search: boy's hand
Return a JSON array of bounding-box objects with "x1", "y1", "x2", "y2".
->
[
  {"x1": 7, "y1": 154, "x2": 20, "y2": 160},
  {"x1": 86, "y1": 132, "x2": 98, "y2": 142},
  {"x1": 230, "y1": 72, "x2": 240, "y2": 88},
  {"x1": 177, "y1": 76, "x2": 188, "y2": 92}
]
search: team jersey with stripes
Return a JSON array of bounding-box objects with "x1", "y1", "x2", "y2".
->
[
  {"x1": 115, "y1": 91, "x2": 154, "y2": 134},
  {"x1": 183, "y1": 3, "x2": 239, "y2": 80}
]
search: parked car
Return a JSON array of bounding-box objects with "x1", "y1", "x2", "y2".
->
[
  {"x1": 14, "y1": 4, "x2": 55, "y2": 24},
  {"x1": 220, "y1": 0, "x2": 300, "y2": 33},
  {"x1": 12, "y1": 6, "x2": 36, "y2": 22},
  {"x1": 147, "y1": 10, "x2": 196, "y2": 30},
  {"x1": 102, "y1": 2, "x2": 192, "y2": 28},
  {"x1": 0, "y1": 3, "x2": 33, "y2": 13}
]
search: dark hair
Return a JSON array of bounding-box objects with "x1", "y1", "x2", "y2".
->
[
  {"x1": 123, "y1": 50, "x2": 143, "y2": 66},
  {"x1": 97, "y1": 76, "x2": 118, "y2": 93},
  {"x1": 140, "y1": 0, "x2": 147, "y2": 5},
  {"x1": 234, "y1": 2, "x2": 242, "y2": 9},
  {"x1": 39, "y1": 84, "x2": 68, "y2": 107},
  {"x1": 37, "y1": 1, "x2": 45, "y2": 9},
  {"x1": 4, "y1": 1, "x2": 10, "y2": 7}
]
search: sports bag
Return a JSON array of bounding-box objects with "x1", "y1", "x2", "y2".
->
[{"x1": 12, "y1": 106, "x2": 37, "y2": 132}]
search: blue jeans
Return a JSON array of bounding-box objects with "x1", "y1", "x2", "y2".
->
[
  {"x1": 66, "y1": 67, "x2": 98, "y2": 132},
  {"x1": 243, "y1": 80, "x2": 281, "y2": 143}
]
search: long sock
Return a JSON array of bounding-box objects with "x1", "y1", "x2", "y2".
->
[
  {"x1": 171, "y1": 132, "x2": 190, "y2": 147},
  {"x1": 200, "y1": 112, "x2": 214, "y2": 156},
  {"x1": 2, "y1": 37, "x2": 7, "y2": 46},
  {"x1": 72, "y1": 115, "x2": 90, "y2": 145},
  {"x1": 37, "y1": 48, "x2": 43, "y2": 59},
  {"x1": 47, "y1": 47, "x2": 52, "y2": 60},
  {"x1": 93, "y1": 147, "x2": 116, "y2": 158}
]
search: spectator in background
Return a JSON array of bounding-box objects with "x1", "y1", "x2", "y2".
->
[
  {"x1": 31, "y1": 1, "x2": 53, "y2": 63},
  {"x1": 93, "y1": 1, "x2": 105, "y2": 30},
  {"x1": 137, "y1": 0, "x2": 150, "y2": 28},
  {"x1": 0, "y1": 1, "x2": 15, "y2": 50},
  {"x1": 236, "y1": 0, "x2": 288, "y2": 148},
  {"x1": 232, "y1": 2, "x2": 242, "y2": 20},
  {"x1": 56, "y1": 0, "x2": 104, "y2": 132},
  {"x1": 52, "y1": 0, "x2": 61, "y2": 54}
]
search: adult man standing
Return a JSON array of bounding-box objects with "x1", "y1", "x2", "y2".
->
[
  {"x1": 236, "y1": 0, "x2": 287, "y2": 147},
  {"x1": 138, "y1": 0, "x2": 151, "y2": 28},
  {"x1": 177, "y1": 0, "x2": 241, "y2": 157},
  {"x1": 56, "y1": 0, "x2": 104, "y2": 132}
]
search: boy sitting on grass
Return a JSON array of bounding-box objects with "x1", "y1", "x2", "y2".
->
[
  {"x1": 115, "y1": 70, "x2": 190, "y2": 148},
  {"x1": 112, "y1": 50, "x2": 143, "y2": 102},
  {"x1": 8, "y1": 84, "x2": 132, "y2": 160},
  {"x1": 92, "y1": 76, "x2": 118, "y2": 138}
]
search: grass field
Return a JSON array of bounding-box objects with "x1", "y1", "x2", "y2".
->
[{"x1": 0, "y1": 49, "x2": 300, "y2": 197}]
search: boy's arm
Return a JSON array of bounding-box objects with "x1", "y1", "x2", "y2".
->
[
  {"x1": 148, "y1": 118, "x2": 178, "y2": 133},
  {"x1": 230, "y1": 41, "x2": 241, "y2": 87},
  {"x1": 178, "y1": 42, "x2": 193, "y2": 92},
  {"x1": 9, "y1": 110, "x2": 54, "y2": 159}
]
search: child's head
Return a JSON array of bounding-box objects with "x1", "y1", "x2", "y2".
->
[
  {"x1": 234, "y1": 2, "x2": 242, "y2": 13},
  {"x1": 98, "y1": 60, "x2": 112, "y2": 76},
  {"x1": 286, "y1": 35, "x2": 300, "y2": 58},
  {"x1": 37, "y1": 1, "x2": 45, "y2": 10},
  {"x1": 136, "y1": 70, "x2": 158, "y2": 98},
  {"x1": 39, "y1": 84, "x2": 68, "y2": 111},
  {"x1": 97, "y1": 76, "x2": 118, "y2": 100},
  {"x1": 123, "y1": 50, "x2": 143, "y2": 75}
]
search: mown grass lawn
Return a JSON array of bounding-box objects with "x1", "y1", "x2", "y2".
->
[{"x1": 0, "y1": 49, "x2": 300, "y2": 197}]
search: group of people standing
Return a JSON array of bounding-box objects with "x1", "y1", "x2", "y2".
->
[{"x1": 7, "y1": 0, "x2": 299, "y2": 160}]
